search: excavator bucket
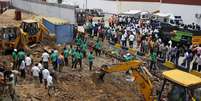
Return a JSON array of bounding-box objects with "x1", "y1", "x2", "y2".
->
[
  {"x1": 163, "y1": 61, "x2": 176, "y2": 69},
  {"x1": 91, "y1": 64, "x2": 108, "y2": 84}
]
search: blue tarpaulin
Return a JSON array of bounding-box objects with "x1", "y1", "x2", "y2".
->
[{"x1": 43, "y1": 17, "x2": 73, "y2": 44}]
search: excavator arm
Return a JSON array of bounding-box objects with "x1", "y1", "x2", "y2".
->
[
  {"x1": 38, "y1": 23, "x2": 55, "y2": 42},
  {"x1": 15, "y1": 29, "x2": 30, "y2": 51},
  {"x1": 97, "y1": 60, "x2": 154, "y2": 101},
  {"x1": 103, "y1": 60, "x2": 143, "y2": 73}
]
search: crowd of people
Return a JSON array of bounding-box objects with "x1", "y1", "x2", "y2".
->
[
  {"x1": 82, "y1": 14, "x2": 201, "y2": 72},
  {"x1": 10, "y1": 32, "x2": 98, "y2": 96},
  {"x1": 8, "y1": 14, "x2": 201, "y2": 98}
]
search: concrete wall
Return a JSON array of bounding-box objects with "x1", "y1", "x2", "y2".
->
[
  {"x1": 11, "y1": 0, "x2": 201, "y2": 25},
  {"x1": 63, "y1": 0, "x2": 118, "y2": 13},
  {"x1": 64, "y1": 0, "x2": 201, "y2": 25},
  {"x1": 118, "y1": 1, "x2": 160, "y2": 13},
  {"x1": 12, "y1": 0, "x2": 76, "y2": 24}
]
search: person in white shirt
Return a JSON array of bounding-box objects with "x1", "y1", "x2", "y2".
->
[
  {"x1": 42, "y1": 69, "x2": 50, "y2": 88},
  {"x1": 20, "y1": 60, "x2": 26, "y2": 78},
  {"x1": 168, "y1": 40, "x2": 172, "y2": 48},
  {"x1": 121, "y1": 34, "x2": 127, "y2": 47},
  {"x1": 31, "y1": 64, "x2": 40, "y2": 85},
  {"x1": 166, "y1": 45, "x2": 172, "y2": 61},
  {"x1": 47, "y1": 74, "x2": 53, "y2": 87},
  {"x1": 25, "y1": 54, "x2": 32, "y2": 74},
  {"x1": 38, "y1": 61, "x2": 43, "y2": 70},
  {"x1": 38, "y1": 61, "x2": 44, "y2": 84},
  {"x1": 197, "y1": 54, "x2": 201, "y2": 72},
  {"x1": 182, "y1": 50, "x2": 192, "y2": 69},
  {"x1": 41, "y1": 51, "x2": 49, "y2": 69},
  {"x1": 129, "y1": 34, "x2": 135, "y2": 48},
  {"x1": 47, "y1": 74, "x2": 54, "y2": 96}
]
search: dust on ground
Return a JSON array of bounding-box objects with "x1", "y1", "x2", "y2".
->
[
  {"x1": 15, "y1": 51, "x2": 142, "y2": 101},
  {"x1": 0, "y1": 9, "x2": 143, "y2": 101},
  {"x1": 0, "y1": 9, "x2": 35, "y2": 27}
]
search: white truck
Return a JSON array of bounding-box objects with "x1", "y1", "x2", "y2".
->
[{"x1": 153, "y1": 13, "x2": 183, "y2": 26}]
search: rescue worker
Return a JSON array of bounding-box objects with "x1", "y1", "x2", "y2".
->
[
  {"x1": 47, "y1": 73, "x2": 54, "y2": 96},
  {"x1": 81, "y1": 41, "x2": 87, "y2": 58},
  {"x1": 12, "y1": 49, "x2": 17, "y2": 70},
  {"x1": 31, "y1": 63, "x2": 40, "y2": 86},
  {"x1": 95, "y1": 39, "x2": 101, "y2": 56},
  {"x1": 149, "y1": 50, "x2": 158, "y2": 71},
  {"x1": 63, "y1": 47, "x2": 69, "y2": 66},
  {"x1": 17, "y1": 49, "x2": 26, "y2": 70},
  {"x1": 88, "y1": 52, "x2": 94, "y2": 71},
  {"x1": 72, "y1": 48, "x2": 78, "y2": 69},
  {"x1": 25, "y1": 54, "x2": 32, "y2": 74},
  {"x1": 129, "y1": 33, "x2": 135, "y2": 48},
  {"x1": 74, "y1": 49, "x2": 83, "y2": 70},
  {"x1": 41, "y1": 50, "x2": 49, "y2": 69},
  {"x1": 75, "y1": 36, "x2": 82, "y2": 46},
  {"x1": 42, "y1": 68, "x2": 50, "y2": 89},
  {"x1": 19, "y1": 60, "x2": 26, "y2": 78},
  {"x1": 38, "y1": 61, "x2": 44, "y2": 84},
  {"x1": 88, "y1": 21, "x2": 93, "y2": 38},
  {"x1": 50, "y1": 50, "x2": 58, "y2": 71},
  {"x1": 57, "y1": 53, "x2": 64, "y2": 72},
  {"x1": 7, "y1": 73, "x2": 16, "y2": 101}
]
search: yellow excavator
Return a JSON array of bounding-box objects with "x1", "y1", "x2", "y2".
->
[
  {"x1": 0, "y1": 26, "x2": 29, "y2": 51},
  {"x1": 0, "y1": 19, "x2": 54, "y2": 52},
  {"x1": 20, "y1": 19, "x2": 51, "y2": 44},
  {"x1": 96, "y1": 60, "x2": 154, "y2": 101},
  {"x1": 95, "y1": 60, "x2": 201, "y2": 101}
]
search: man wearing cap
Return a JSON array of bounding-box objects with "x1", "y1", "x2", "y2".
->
[
  {"x1": 17, "y1": 49, "x2": 26, "y2": 70},
  {"x1": 12, "y1": 49, "x2": 17, "y2": 70}
]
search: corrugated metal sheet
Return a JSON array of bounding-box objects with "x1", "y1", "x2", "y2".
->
[
  {"x1": 43, "y1": 19, "x2": 56, "y2": 33},
  {"x1": 43, "y1": 17, "x2": 69, "y2": 25},
  {"x1": 43, "y1": 18, "x2": 73, "y2": 44},
  {"x1": 56, "y1": 24, "x2": 73, "y2": 44}
]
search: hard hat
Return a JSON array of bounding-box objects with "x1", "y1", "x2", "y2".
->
[
  {"x1": 14, "y1": 49, "x2": 17, "y2": 52},
  {"x1": 54, "y1": 50, "x2": 58, "y2": 53}
]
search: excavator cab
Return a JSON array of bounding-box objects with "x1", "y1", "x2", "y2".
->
[
  {"x1": 0, "y1": 26, "x2": 21, "y2": 50},
  {"x1": 159, "y1": 69, "x2": 201, "y2": 101},
  {"x1": 20, "y1": 20, "x2": 41, "y2": 44}
]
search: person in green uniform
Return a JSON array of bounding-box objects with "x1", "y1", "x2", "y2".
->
[
  {"x1": 51, "y1": 50, "x2": 58, "y2": 71},
  {"x1": 74, "y1": 49, "x2": 83, "y2": 70},
  {"x1": 63, "y1": 47, "x2": 69, "y2": 66},
  {"x1": 81, "y1": 41, "x2": 87, "y2": 58},
  {"x1": 69, "y1": 45, "x2": 75, "y2": 67},
  {"x1": 149, "y1": 49, "x2": 157, "y2": 71},
  {"x1": 12, "y1": 49, "x2": 17, "y2": 70},
  {"x1": 17, "y1": 49, "x2": 26, "y2": 69},
  {"x1": 79, "y1": 50, "x2": 83, "y2": 70},
  {"x1": 88, "y1": 52, "x2": 94, "y2": 71},
  {"x1": 72, "y1": 48, "x2": 78, "y2": 69},
  {"x1": 75, "y1": 36, "x2": 82, "y2": 46},
  {"x1": 95, "y1": 39, "x2": 101, "y2": 56}
]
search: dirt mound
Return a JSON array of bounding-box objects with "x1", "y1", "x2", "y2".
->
[
  {"x1": 15, "y1": 55, "x2": 142, "y2": 101},
  {"x1": 0, "y1": 9, "x2": 35, "y2": 27}
]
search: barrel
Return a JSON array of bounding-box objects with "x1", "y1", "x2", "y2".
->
[{"x1": 15, "y1": 10, "x2": 21, "y2": 20}]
